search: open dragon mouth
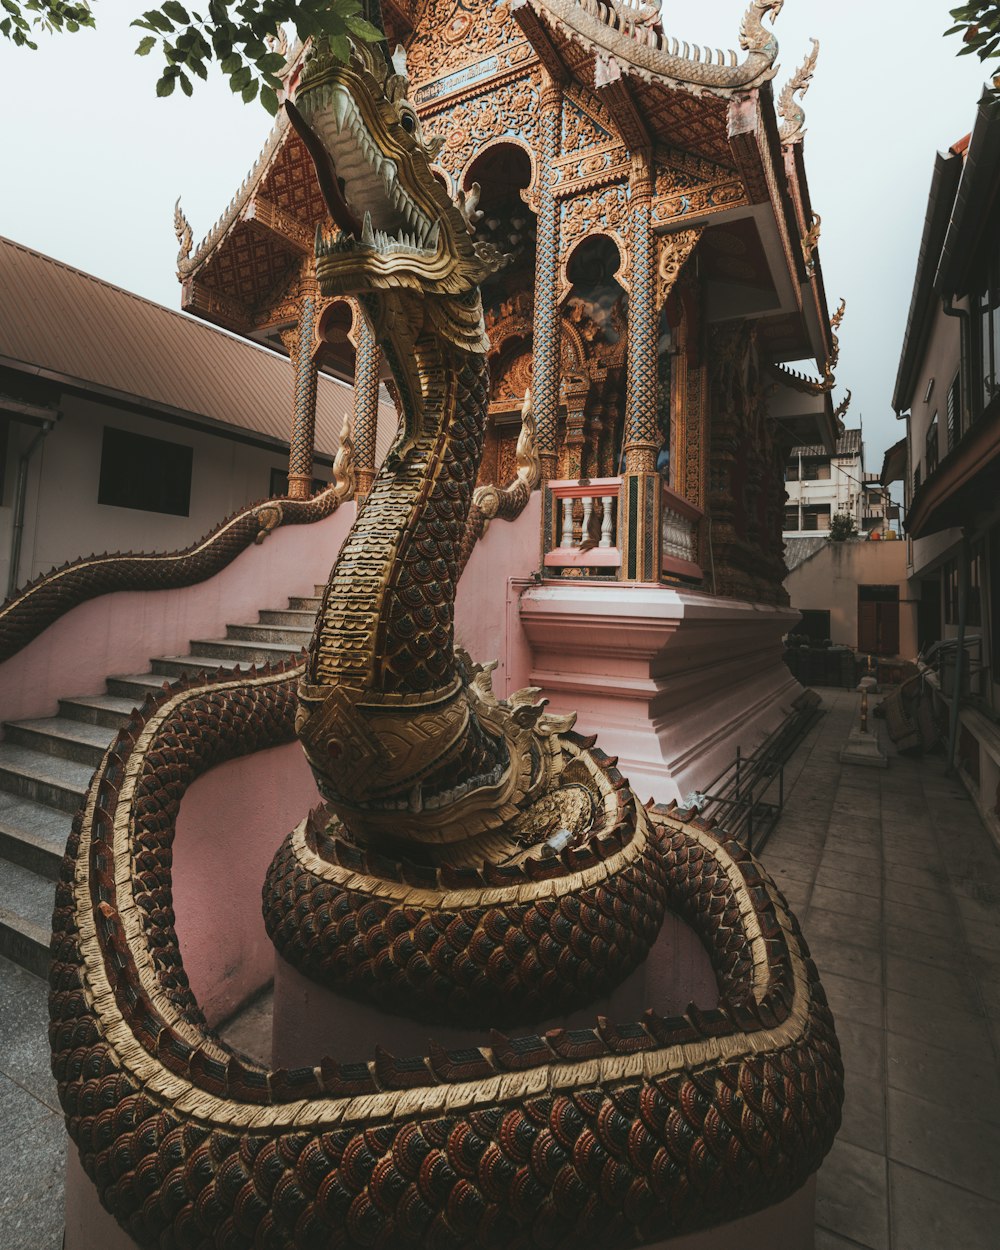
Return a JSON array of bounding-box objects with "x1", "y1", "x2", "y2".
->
[{"x1": 289, "y1": 79, "x2": 439, "y2": 263}]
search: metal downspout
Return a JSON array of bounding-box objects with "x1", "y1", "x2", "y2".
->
[
  {"x1": 942, "y1": 295, "x2": 972, "y2": 430},
  {"x1": 7, "y1": 421, "x2": 52, "y2": 599},
  {"x1": 946, "y1": 533, "x2": 970, "y2": 775}
]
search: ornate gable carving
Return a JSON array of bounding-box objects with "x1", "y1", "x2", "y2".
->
[{"x1": 407, "y1": 0, "x2": 531, "y2": 103}]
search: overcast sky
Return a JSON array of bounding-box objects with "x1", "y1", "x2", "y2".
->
[{"x1": 0, "y1": 0, "x2": 993, "y2": 473}]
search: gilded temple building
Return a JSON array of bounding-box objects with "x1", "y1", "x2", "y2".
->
[{"x1": 173, "y1": 0, "x2": 844, "y2": 800}]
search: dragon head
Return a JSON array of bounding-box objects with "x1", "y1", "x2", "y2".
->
[{"x1": 289, "y1": 36, "x2": 499, "y2": 347}]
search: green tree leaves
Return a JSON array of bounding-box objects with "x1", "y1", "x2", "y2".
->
[
  {"x1": 1, "y1": 0, "x2": 383, "y2": 113},
  {"x1": 947, "y1": 3, "x2": 1000, "y2": 84},
  {"x1": 0, "y1": 0, "x2": 94, "y2": 49}
]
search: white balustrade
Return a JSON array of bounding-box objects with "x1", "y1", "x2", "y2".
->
[
  {"x1": 544, "y1": 477, "x2": 622, "y2": 575},
  {"x1": 660, "y1": 482, "x2": 704, "y2": 581}
]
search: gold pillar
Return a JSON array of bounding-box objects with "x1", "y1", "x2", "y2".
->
[
  {"x1": 352, "y1": 312, "x2": 381, "y2": 502},
  {"x1": 620, "y1": 149, "x2": 660, "y2": 581},
  {"x1": 285, "y1": 291, "x2": 319, "y2": 500},
  {"x1": 532, "y1": 73, "x2": 562, "y2": 487}
]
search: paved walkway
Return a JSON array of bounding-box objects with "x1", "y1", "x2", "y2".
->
[
  {"x1": 763, "y1": 689, "x2": 1000, "y2": 1250},
  {"x1": 1, "y1": 688, "x2": 998, "y2": 1247}
]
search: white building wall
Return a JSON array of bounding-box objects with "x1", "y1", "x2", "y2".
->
[
  {"x1": 3, "y1": 394, "x2": 295, "y2": 593},
  {"x1": 784, "y1": 449, "x2": 865, "y2": 538}
]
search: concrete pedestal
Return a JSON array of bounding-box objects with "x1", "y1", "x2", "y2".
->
[{"x1": 519, "y1": 583, "x2": 802, "y2": 804}]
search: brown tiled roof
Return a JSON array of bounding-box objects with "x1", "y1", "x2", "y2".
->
[{"x1": 0, "y1": 236, "x2": 394, "y2": 460}]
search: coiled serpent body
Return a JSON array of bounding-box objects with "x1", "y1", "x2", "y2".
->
[{"x1": 50, "y1": 664, "x2": 842, "y2": 1249}]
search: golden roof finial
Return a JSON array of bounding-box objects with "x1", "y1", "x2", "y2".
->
[
  {"x1": 778, "y1": 37, "x2": 820, "y2": 146},
  {"x1": 173, "y1": 198, "x2": 193, "y2": 279},
  {"x1": 802, "y1": 211, "x2": 821, "y2": 276}
]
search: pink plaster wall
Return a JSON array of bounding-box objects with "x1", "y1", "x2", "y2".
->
[
  {"x1": 172, "y1": 741, "x2": 321, "y2": 1028},
  {"x1": 0, "y1": 504, "x2": 355, "y2": 729},
  {"x1": 453, "y1": 492, "x2": 540, "y2": 698},
  {"x1": 273, "y1": 908, "x2": 718, "y2": 1070}
]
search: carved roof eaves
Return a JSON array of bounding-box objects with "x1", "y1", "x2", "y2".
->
[
  {"x1": 513, "y1": 0, "x2": 782, "y2": 99},
  {"x1": 178, "y1": 108, "x2": 292, "y2": 282}
]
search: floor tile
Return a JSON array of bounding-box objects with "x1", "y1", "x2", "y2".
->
[
  {"x1": 882, "y1": 880, "x2": 952, "y2": 915},
  {"x1": 838, "y1": 1071, "x2": 887, "y2": 1154},
  {"x1": 884, "y1": 955, "x2": 981, "y2": 1014},
  {"x1": 889, "y1": 1162, "x2": 1000, "y2": 1250},
  {"x1": 0, "y1": 1112, "x2": 65, "y2": 1217},
  {"x1": 882, "y1": 899, "x2": 954, "y2": 940},
  {"x1": 886, "y1": 990, "x2": 994, "y2": 1060},
  {"x1": 0, "y1": 958, "x2": 59, "y2": 1111},
  {"x1": 816, "y1": 1229, "x2": 873, "y2": 1250},
  {"x1": 887, "y1": 1086, "x2": 1000, "y2": 1200},
  {"x1": 885, "y1": 1030, "x2": 1000, "y2": 1123},
  {"x1": 815, "y1": 1139, "x2": 889, "y2": 1250},
  {"x1": 820, "y1": 971, "x2": 884, "y2": 1030},
  {"x1": 882, "y1": 863, "x2": 944, "y2": 893},
  {"x1": 832, "y1": 1016, "x2": 885, "y2": 1084},
  {"x1": 810, "y1": 886, "x2": 881, "y2": 924},
  {"x1": 803, "y1": 907, "x2": 882, "y2": 951},
  {"x1": 883, "y1": 924, "x2": 959, "y2": 972},
  {"x1": 813, "y1": 866, "x2": 883, "y2": 901},
  {"x1": 0, "y1": 1074, "x2": 54, "y2": 1147}
]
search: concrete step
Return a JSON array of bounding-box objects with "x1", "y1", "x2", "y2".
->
[
  {"x1": 257, "y1": 609, "x2": 317, "y2": 628},
  {"x1": 105, "y1": 671, "x2": 173, "y2": 702},
  {"x1": 0, "y1": 743, "x2": 94, "y2": 814},
  {"x1": 225, "y1": 623, "x2": 314, "y2": 647},
  {"x1": 59, "y1": 693, "x2": 141, "y2": 729},
  {"x1": 168, "y1": 640, "x2": 304, "y2": 668},
  {"x1": 0, "y1": 793, "x2": 70, "y2": 880},
  {"x1": 313, "y1": 584, "x2": 326, "y2": 596},
  {"x1": 3, "y1": 716, "x2": 117, "y2": 769},
  {"x1": 288, "y1": 595, "x2": 322, "y2": 612},
  {"x1": 0, "y1": 858, "x2": 56, "y2": 977}
]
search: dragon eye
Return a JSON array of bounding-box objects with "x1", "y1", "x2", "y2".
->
[{"x1": 400, "y1": 112, "x2": 416, "y2": 134}]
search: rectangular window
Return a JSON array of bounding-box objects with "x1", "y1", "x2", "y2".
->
[
  {"x1": 801, "y1": 505, "x2": 831, "y2": 532},
  {"x1": 968, "y1": 545, "x2": 983, "y2": 628},
  {"x1": 797, "y1": 610, "x2": 831, "y2": 644},
  {"x1": 784, "y1": 506, "x2": 799, "y2": 530},
  {"x1": 976, "y1": 246, "x2": 1000, "y2": 415},
  {"x1": 801, "y1": 457, "x2": 830, "y2": 481},
  {"x1": 98, "y1": 427, "x2": 193, "y2": 516},
  {"x1": 947, "y1": 372, "x2": 961, "y2": 450},
  {"x1": 926, "y1": 414, "x2": 939, "y2": 475},
  {"x1": 944, "y1": 560, "x2": 959, "y2": 626},
  {"x1": 0, "y1": 414, "x2": 8, "y2": 507},
  {"x1": 785, "y1": 464, "x2": 800, "y2": 482}
]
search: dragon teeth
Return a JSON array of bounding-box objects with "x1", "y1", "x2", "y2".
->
[{"x1": 362, "y1": 211, "x2": 375, "y2": 247}]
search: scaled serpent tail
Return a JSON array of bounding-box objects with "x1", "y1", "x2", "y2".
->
[{"x1": 51, "y1": 663, "x2": 842, "y2": 1249}]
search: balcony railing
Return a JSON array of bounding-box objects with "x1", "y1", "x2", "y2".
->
[
  {"x1": 543, "y1": 478, "x2": 704, "y2": 583},
  {"x1": 544, "y1": 478, "x2": 622, "y2": 574},
  {"x1": 661, "y1": 484, "x2": 703, "y2": 580}
]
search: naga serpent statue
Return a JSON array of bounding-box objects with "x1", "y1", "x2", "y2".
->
[{"x1": 50, "y1": 28, "x2": 843, "y2": 1250}]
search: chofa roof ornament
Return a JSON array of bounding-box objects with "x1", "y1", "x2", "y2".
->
[{"x1": 778, "y1": 37, "x2": 820, "y2": 146}]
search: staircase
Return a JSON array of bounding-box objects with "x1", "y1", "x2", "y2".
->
[{"x1": 0, "y1": 587, "x2": 324, "y2": 978}]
